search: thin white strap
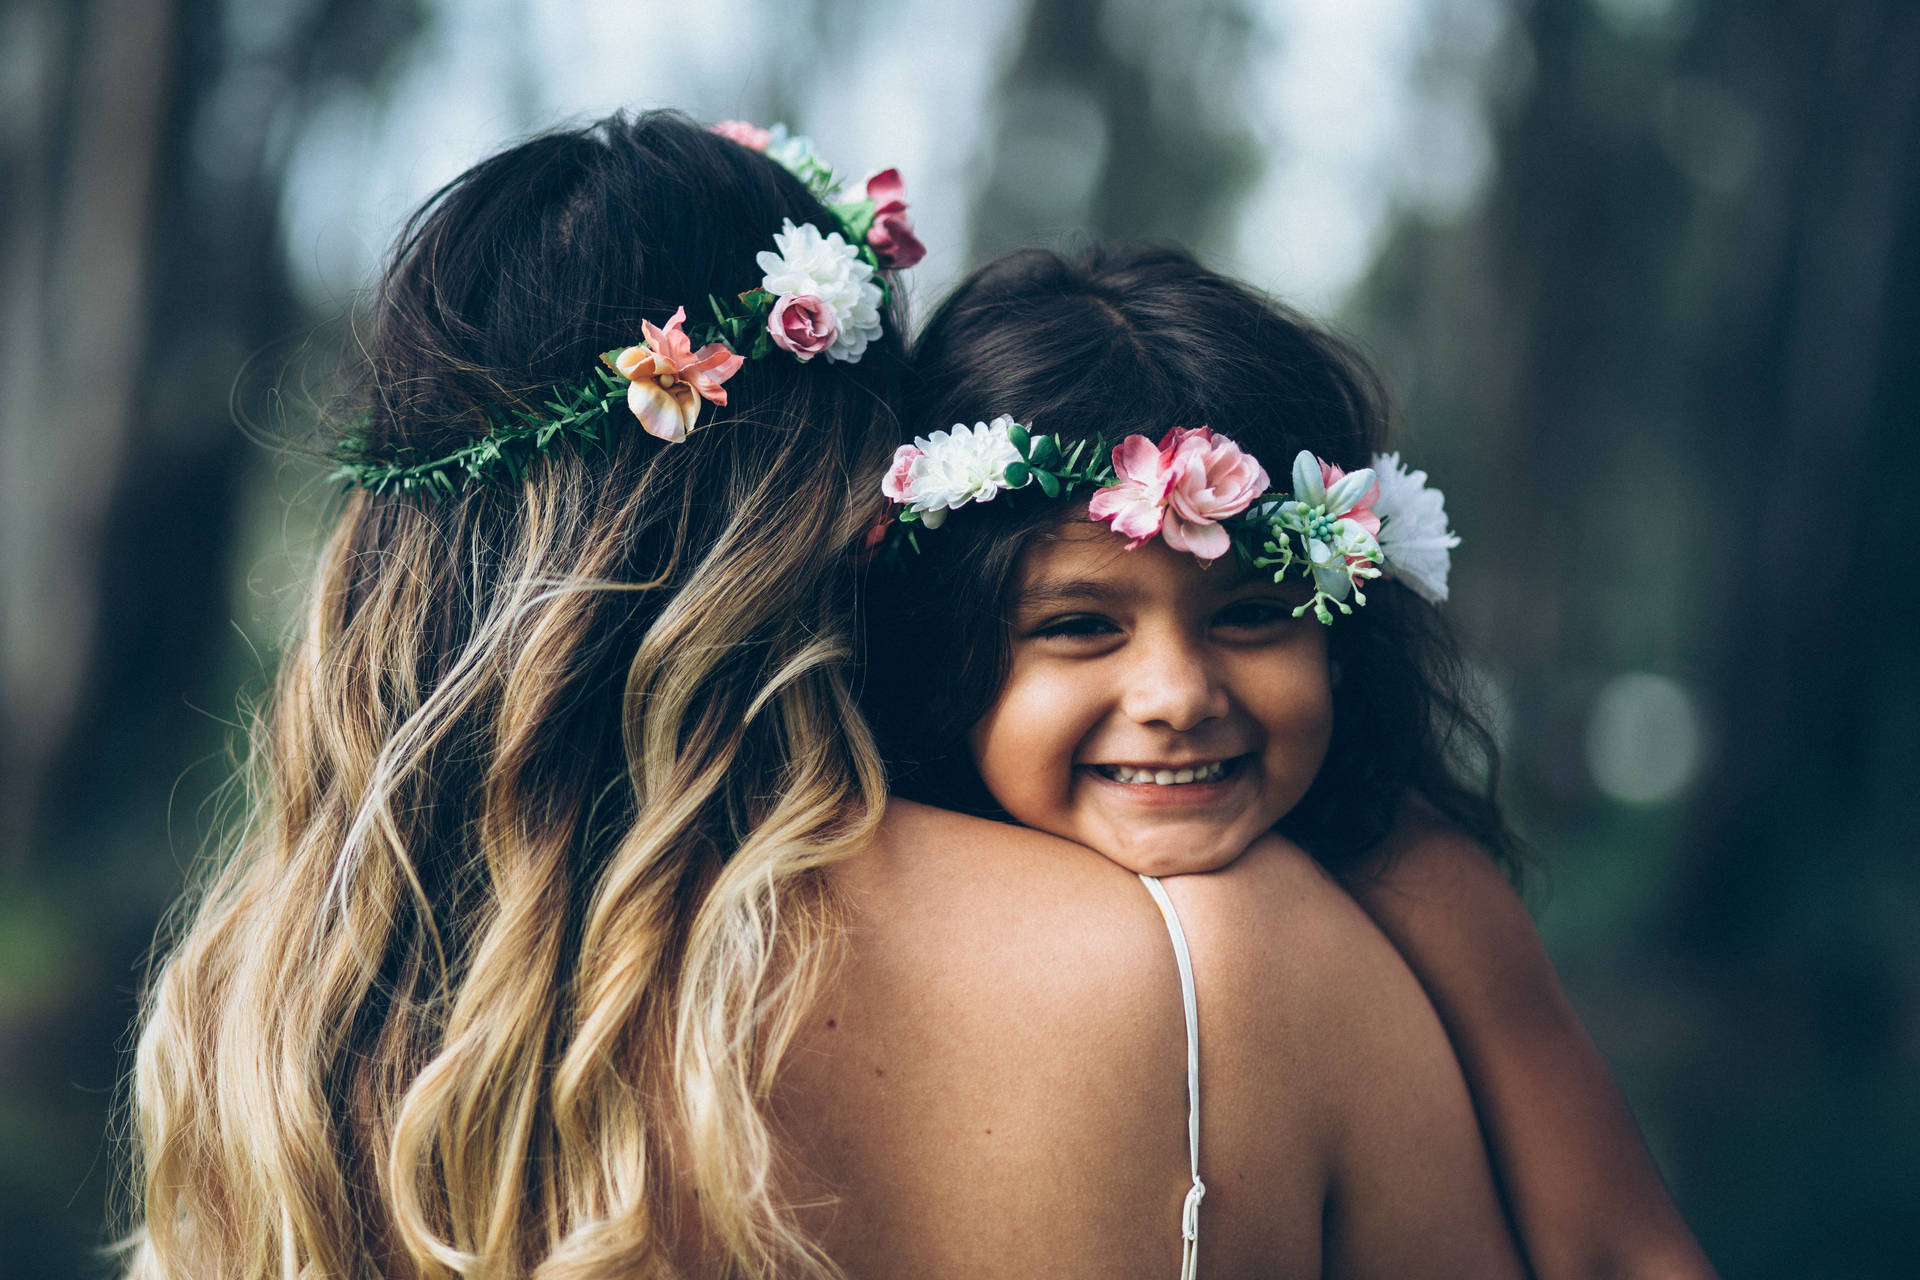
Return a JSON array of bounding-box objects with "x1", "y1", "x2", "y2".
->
[{"x1": 1140, "y1": 874, "x2": 1205, "y2": 1280}]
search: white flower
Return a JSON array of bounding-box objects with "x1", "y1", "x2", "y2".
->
[
  {"x1": 900, "y1": 415, "x2": 1026, "y2": 526},
  {"x1": 1369, "y1": 451, "x2": 1459, "y2": 604},
  {"x1": 757, "y1": 219, "x2": 884, "y2": 363}
]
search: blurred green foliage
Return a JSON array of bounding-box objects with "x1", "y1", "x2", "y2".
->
[{"x1": 3, "y1": 0, "x2": 1915, "y2": 1276}]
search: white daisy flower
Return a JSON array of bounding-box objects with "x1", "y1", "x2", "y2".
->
[
  {"x1": 900, "y1": 415, "x2": 1026, "y2": 526},
  {"x1": 1370, "y1": 451, "x2": 1460, "y2": 604},
  {"x1": 756, "y1": 219, "x2": 884, "y2": 363}
]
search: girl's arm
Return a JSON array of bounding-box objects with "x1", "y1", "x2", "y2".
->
[{"x1": 1344, "y1": 810, "x2": 1718, "y2": 1280}]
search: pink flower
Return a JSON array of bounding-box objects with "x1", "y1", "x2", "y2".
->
[
  {"x1": 1088, "y1": 434, "x2": 1182, "y2": 549},
  {"x1": 712, "y1": 120, "x2": 771, "y2": 151},
  {"x1": 607, "y1": 306, "x2": 744, "y2": 443},
  {"x1": 1163, "y1": 427, "x2": 1270, "y2": 560},
  {"x1": 881, "y1": 443, "x2": 923, "y2": 502},
  {"x1": 1088, "y1": 426, "x2": 1270, "y2": 561},
  {"x1": 768, "y1": 293, "x2": 837, "y2": 360},
  {"x1": 864, "y1": 169, "x2": 927, "y2": 269},
  {"x1": 1317, "y1": 457, "x2": 1381, "y2": 540}
]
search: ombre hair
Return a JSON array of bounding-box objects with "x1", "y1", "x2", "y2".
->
[
  {"x1": 121, "y1": 112, "x2": 903, "y2": 1279},
  {"x1": 863, "y1": 244, "x2": 1519, "y2": 876}
]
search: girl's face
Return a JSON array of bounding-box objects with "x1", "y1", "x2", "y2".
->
[{"x1": 968, "y1": 519, "x2": 1334, "y2": 876}]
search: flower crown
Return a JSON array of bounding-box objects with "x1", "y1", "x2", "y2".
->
[
  {"x1": 332, "y1": 122, "x2": 922, "y2": 496},
  {"x1": 880, "y1": 417, "x2": 1460, "y2": 622}
]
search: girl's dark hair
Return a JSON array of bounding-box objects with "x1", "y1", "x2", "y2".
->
[{"x1": 863, "y1": 243, "x2": 1520, "y2": 876}]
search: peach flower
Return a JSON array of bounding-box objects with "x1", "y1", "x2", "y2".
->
[{"x1": 609, "y1": 306, "x2": 744, "y2": 443}]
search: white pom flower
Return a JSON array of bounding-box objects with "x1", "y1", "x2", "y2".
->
[
  {"x1": 899, "y1": 415, "x2": 1026, "y2": 526},
  {"x1": 756, "y1": 219, "x2": 883, "y2": 363},
  {"x1": 1370, "y1": 451, "x2": 1460, "y2": 604}
]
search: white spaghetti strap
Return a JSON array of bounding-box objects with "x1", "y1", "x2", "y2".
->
[{"x1": 1139, "y1": 874, "x2": 1205, "y2": 1280}]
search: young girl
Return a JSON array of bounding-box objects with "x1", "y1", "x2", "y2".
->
[{"x1": 864, "y1": 244, "x2": 1718, "y2": 1280}]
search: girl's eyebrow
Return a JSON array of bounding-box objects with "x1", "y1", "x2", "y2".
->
[{"x1": 1010, "y1": 578, "x2": 1123, "y2": 611}]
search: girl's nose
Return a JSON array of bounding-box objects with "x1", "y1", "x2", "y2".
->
[{"x1": 1118, "y1": 632, "x2": 1230, "y2": 731}]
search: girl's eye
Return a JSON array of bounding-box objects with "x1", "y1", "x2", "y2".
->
[
  {"x1": 1213, "y1": 598, "x2": 1298, "y2": 631},
  {"x1": 1028, "y1": 614, "x2": 1120, "y2": 640}
]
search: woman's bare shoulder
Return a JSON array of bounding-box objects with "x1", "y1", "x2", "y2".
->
[{"x1": 836, "y1": 799, "x2": 1174, "y2": 997}]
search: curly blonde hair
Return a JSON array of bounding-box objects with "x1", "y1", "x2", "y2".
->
[{"x1": 120, "y1": 112, "x2": 901, "y2": 1279}]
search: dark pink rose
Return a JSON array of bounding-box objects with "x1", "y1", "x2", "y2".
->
[
  {"x1": 768, "y1": 293, "x2": 836, "y2": 361},
  {"x1": 865, "y1": 168, "x2": 927, "y2": 269},
  {"x1": 712, "y1": 120, "x2": 771, "y2": 151}
]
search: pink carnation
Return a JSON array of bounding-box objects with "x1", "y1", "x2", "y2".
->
[
  {"x1": 712, "y1": 120, "x2": 771, "y2": 151},
  {"x1": 768, "y1": 293, "x2": 836, "y2": 360},
  {"x1": 1087, "y1": 426, "x2": 1269, "y2": 561},
  {"x1": 864, "y1": 169, "x2": 927, "y2": 269},
  {"x1": 1163, "y1": 427, "x2": 1270, "y2": 559},
  {"x1": 1087, "y1": 434, "x2": 1179, "y2": 549},
  {"x1": 882, "y1": 443, "x2": 923, "y2": 502}
]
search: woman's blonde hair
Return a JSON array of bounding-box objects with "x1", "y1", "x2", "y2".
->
[{"x1": 120, "y1": 112, "x2": 901, "y2": 1279}]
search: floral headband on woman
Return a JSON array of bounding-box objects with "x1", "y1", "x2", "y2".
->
[
  {"x1": 333, "y1": 122, "x2": 923, "y2": 496},
  {"x1": 880, "y1": 416, "x2": 1460, "y2": 623}
]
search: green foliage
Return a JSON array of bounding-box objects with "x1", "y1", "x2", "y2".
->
[{"x1": 329, "y1": 368, "x2": 628, "y2": 496}]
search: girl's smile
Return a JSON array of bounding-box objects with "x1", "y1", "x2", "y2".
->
[{"x1": 969, "y1": 521, "x2": 1334, "y2": 876}]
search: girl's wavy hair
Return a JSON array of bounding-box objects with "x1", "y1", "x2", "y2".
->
[
  {"x1": 121, "y1": 111, "x2": 903, "y2": 1279},
  {"x1": 863, "y1": 243, "x2": 1520, "y2": 876}
]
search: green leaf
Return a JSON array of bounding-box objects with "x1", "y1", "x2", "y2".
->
[
  {"x1": 836, "y1": 202, "x2": 877, "y2": 244},
  {"x1": 737, "y1": 288, "x2": 775, "y2": 311},
  {"x1": 1030, "y1": 434, "x2": 1059, "y2": 467},
  {"x1": 1006, "y1": 421, "x2": 1030, "y2": 453},
  {"x1": 1004, "y1": 461, "x2": 1031, "y2": 489},
  {"x1": 1035, "y1": 470, "x2": 1062, "y2": 499}
]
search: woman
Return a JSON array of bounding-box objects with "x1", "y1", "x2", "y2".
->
[{"x1": 121, "y1": 111, "x2": 1519, "y2": 1278}]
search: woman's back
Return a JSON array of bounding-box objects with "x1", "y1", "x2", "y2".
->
[{"x1": 776, "y1": 801, "x2": 1525, "y2": 1278}]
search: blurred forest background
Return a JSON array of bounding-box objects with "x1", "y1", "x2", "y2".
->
[{"x1": 3, "y1": 0, "x2": 1916, "y2": 1274}]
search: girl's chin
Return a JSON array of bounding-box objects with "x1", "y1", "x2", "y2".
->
[
  {"x1": 1097, "y1": 839, "x2": 1246, "y2": 878},
  {"x1": 1079, "y1": 816, "x2": 1269, "y2": 877}
]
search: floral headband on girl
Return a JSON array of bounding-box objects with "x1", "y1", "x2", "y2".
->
[
  {"x1": 879, "y1": 416, "x2": 1460, "y2": 623},
  {"x1": 333, "y1": 122, "x2": 923, "y2": 496}
]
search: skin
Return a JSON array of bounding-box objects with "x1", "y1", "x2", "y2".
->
[
  {"x1": 1347, "y1": 810, "x2": 1721, "y2": 1280},
  {"x1": 968, "y1": 521, "x2": 1717, "y2": 1277},
  {"x1": 777, "y1": 802, "x2": 1527, "y2": 1279},
  {"x1": 969, "y1": 522, "x2": 1333, "y2": 877}
]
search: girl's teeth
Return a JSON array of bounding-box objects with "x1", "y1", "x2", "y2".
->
[{"x1": 1102, "y1": 762, "x2": 1227, "y2": 785}]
